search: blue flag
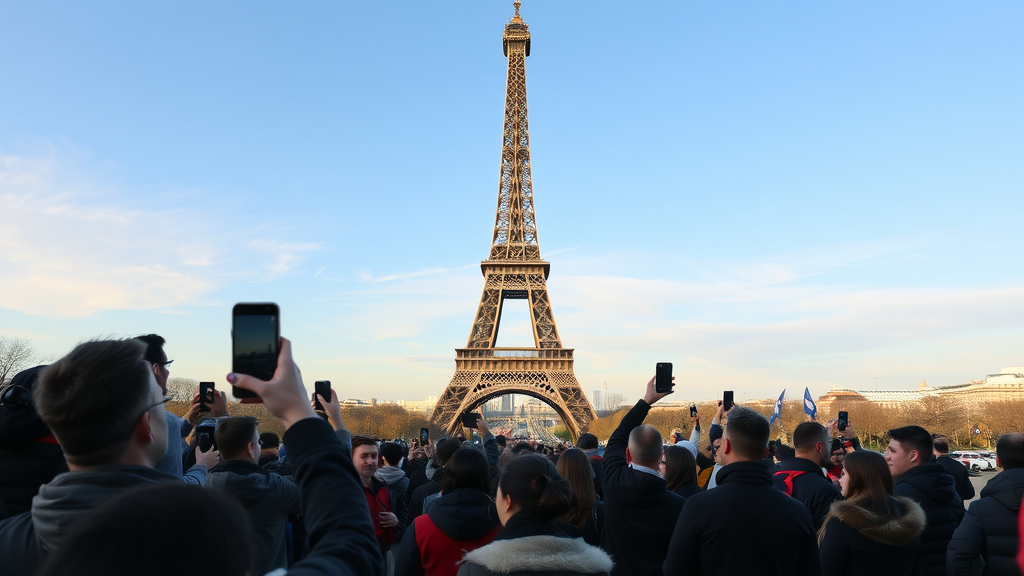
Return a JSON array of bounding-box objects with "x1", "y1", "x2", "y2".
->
[
  {"x1": 803, "y1": 387, "x2": 817, "y2": 421},
  {"x1": 769, "y1": 389, "x2": 785, "y2": 425}
]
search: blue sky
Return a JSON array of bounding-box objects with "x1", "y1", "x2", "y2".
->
[{"x1": 1, "y1": 2, "x2": 1021, "y2": 405}]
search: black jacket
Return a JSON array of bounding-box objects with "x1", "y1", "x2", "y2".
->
[
  {"x1": 663, "y1": 460, "x2": 821, "y2": 576},
  {"x1": 773, "y1": 457, "x2": 843, "y2": 530},
  {"x1": 587, "y1": 454, "x2": 605, "y2": 500},
  {"x1": 947, "y1": 467, "x2": 1024, "y2": 576},
  {"x1": 394, "y1": 488, "x2": 500, "y2": 576},
  {"x1": 600, "y1": 400, "x2": 685, "y2": 576},
  {"x1": 936, "y1": 454, "x2": 975, "y2": 502},
  {"x1": 818, "y1": 496, "x2": 925, "y2": 576},
  {"x1": 893, "y1": 463, "x2": 965, "y2": 576},
  {"x1": 559, "y1": 499, "x2": 605, "y2": 547}
]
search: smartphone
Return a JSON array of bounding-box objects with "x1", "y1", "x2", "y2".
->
[
  {"x1": 689, "y1": 405, "x2": 698, "y2": 418},
  {"x1": 831, "y1": 437, "x2": 843, "y2": 453},
  {"x1": 462, "y1": 412, "x2": 482, "y2": 428},
  {"x1": 837, "y1": 411, "x2": 849, "y2": 432},
  {"x1": 723, "y1": 391, "x2": 734, "y2": 411},
  {"x1": 197, "y1": 421, "x2": 217, "y2": 453},
  {"x1": 231, "y1": 303, "x2": 280, "y2": 400},
  {"x1": 655, "y1": 362, "x2": 673, "y2": 394},
  {"x1": 420, "y1": 427, "x2": 429, "y2": 446},
  {"x1": 313, "y1": 380, "x2": 331, "y2": 411},
  {"x1": 199, "y1": 382, "x2": 215, "y2": 412}
]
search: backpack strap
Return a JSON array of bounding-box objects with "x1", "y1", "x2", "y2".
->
[{"x1": 773, "y1": 469, "x2": 809, "y2": 496}]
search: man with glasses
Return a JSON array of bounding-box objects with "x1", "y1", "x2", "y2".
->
[
  {"x1": 0, "y1": 338, "x2": 188, "y2": 574},
  {"x1": 134, "y1": 334, "x2": 219, "y2": 484},
  {"x1": 204, "y1": 416, "x2": 300, "y2": 575}
]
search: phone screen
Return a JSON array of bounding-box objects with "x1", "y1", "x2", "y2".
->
[
  {"x1": 838, "y1": 411, "x2": 849, "y2": 431},
  {"x1": 420, "y1": 428, "x2": 429, "y2": 445},
  {"x1": 199, "y1": 382, "x2": 215, "y2": 411},
  {"x1": 314, "y1": 380, "x2": 331, "y2": 411},
  {"x1": 232, "y1": 303, "x2": 280, "y2": 399},
  {"x1": 655, "y1": 362, "x2": 673, "y2": 393},
  {"x1": 689, "y1": 405, "x2": 698, "y2": 418},
  {"x1": 723, "y1": 391, "x2": 734, "y2": 411}
]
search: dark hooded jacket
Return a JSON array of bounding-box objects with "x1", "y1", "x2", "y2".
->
[
  {"x1": 773, "y1": 456, "x2": 843, "y2": 531},
  {"x1": 205, "y1": 458, "x2": 300, "y2": 575},
  {"x1": 394, "y1": 488, "x2": 501, "y2": 576},
  {"x1": 0, "y1": 366, "x2": 67, "y2": 517},
  {"x1": 936, "y1": 454, "x2": 975, "y2": 502},
  {"x1": 818, "y1": 496, "x2": 926, "y2": 576},
  {"x1": 663, "y1": 460, "x2": 821, "y2": 576},
  {"x1": 947, "y1": 467, "x2": 1024, "y2": 576},
  {"x1": 600, "y1": 400, "x2": 685, "y2": 576},
  {"x1": 0, "y1": 465, "x2": 176, "y2": 575},
  {"x1": 894, "y1": 463, "x2": 965, "y2": 576}
]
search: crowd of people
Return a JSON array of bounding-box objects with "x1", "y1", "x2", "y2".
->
[{"x1": 0, "y1": 333, "x2": 1022, "y2": 576}]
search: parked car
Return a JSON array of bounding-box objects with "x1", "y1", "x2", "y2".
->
[{"x1": 949, "y1": 451, "x2": 997, "y2": 471}]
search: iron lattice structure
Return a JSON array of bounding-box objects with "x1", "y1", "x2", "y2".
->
[{"x1": 431, "y1": 3, "x2": 596, "y2": 440}]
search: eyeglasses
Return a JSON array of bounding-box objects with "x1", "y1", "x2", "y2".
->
[
  {"x1": 0, "y1": 384, "x2": 31, "y2": 409},
  {"x1": 140, "y1": 395, "x2": 171, "y2": 417},
  {"x1": 660, "y1": 460, "x2": 667, "y2": 465}
]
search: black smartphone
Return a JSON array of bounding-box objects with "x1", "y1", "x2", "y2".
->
[
  {"x1": 231, "y1": 303, "x2": 280, "y2": 400},
  {"x1": 655, "y1": 362, "x2": 673, "y2": 393},
  {"x1": 723, "y1": 391, "x2": 734, "y2": 411},
  {"x1": 831, "y1": 437, "x2": 843, "y2": 453},
  {"x1": 837, "y1": 411, "x2": 849, "y2": 432},
  {"x1": 199, "y1": 382, "x2": 215, "y2": 412},
  {"x1": 462, "y1": 412, "x2": 482, "y2": 428},
  {"x1": 313, "y1": 380, "x2": 331, "y2": 411},
  {"x1": 420, "y1": 427, "x2": 429, "y2": 446},
  {"x1": 197, "y1": 420, "x2": 217, "y2": 452},
  {"x1": 689, "y1": 405, "x2": 698, "y2": 418}
]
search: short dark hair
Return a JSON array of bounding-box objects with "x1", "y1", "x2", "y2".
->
[
  {"x1": 441, "y1": 447, "x2": 490, "y2": 494},
  {"x1": 435, "y1": 437, "x2": 462, "y2": 467},
  {"x1": 36, "y1": 483, "x2": 253, "y2": 576},
  {"x1": 932, "y1": 437, "x2": 950, "y2": 454},
  {"x1": 215, "y1": 417, "x2": 259, "y2": 460},
  {"x1": 576, "y1": 433, "x2": 599, "y2": 450},
  {"x1": 793, "y1": 422, "x2": 829, "y2": 451},
  {"x1": 627, "y1": 425, "x2": 663, "y2": 468},
  {"x1": 132, "y1": 334, "x2": 167, "y2": 365},
  {"x1": 495, "y1": 434, "x2": 507, "y2": 448},
  {"x1": 379, "y1": 442, "x2": 403, "y2": 466},
  {"x1": 996, "y1": 433, "x2": 1024, "y2": 469},
  {"x1": 259, "y1": 432, "x2": 280, "y2": 449},
  {"x1": 497, "y1": 454, "x2": 572, "y2": 522},
  {"x1": 723, "y1": 407, "x2": 770, "y2": 460},
  {"x1": 511, "y1": 441, "x2": 534, "y2": 455},
  {"x1": 351, "y1": 436, "x2": 379, "y2": 451},
  {"x1": 35, "y1": 339, "x2": 153, "y2": 466},
  {"x1": 888, "y1": 426, "x2": 933, "y2": 461},
  {"x1": 777, "y1": 444, "x2": 796, "y2": 459}
]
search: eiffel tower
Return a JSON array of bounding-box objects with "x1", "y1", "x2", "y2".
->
[{"x1": 431, "y1": 2, "x2": 596, "y2": 440}]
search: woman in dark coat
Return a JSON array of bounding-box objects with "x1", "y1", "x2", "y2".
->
[
  {"x1": 661, "y1": 445, "x2": 700, "y2": 499},
  {"x1": 555, "y1": 448, "x2": 604, "y2": 546},
  {"x1": 457, "y1": 454, "x2": 613, "y2": 576},
  {"x1": 818, "y1": 450, "x2": 926, "y2": 576}
]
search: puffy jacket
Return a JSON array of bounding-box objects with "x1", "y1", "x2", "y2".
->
[
  {"x1": 947, "y1": 467, "x2": 1024, "y2": 576},
  {"x1": 893, "y1": 463, "x2": 964, "y2": 576},
  {"x1": 818, "y1": 496, "x2": 925, "y2": 576},
  {"x1": 394, "y1": 488, "x2": 500, "y2": 576},
  {"x1": 773, "y1": 457, "x2": 843, "y2": 530}
]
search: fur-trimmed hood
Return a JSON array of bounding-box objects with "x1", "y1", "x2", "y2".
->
[
  {"x1": 827, "y1": 497, "x2": 926, "y2": 546},
  {"x1": 462, "y1": 535, "x2": 613, "y2": 575}
]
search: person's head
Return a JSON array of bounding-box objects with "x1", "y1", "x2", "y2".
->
[
  {"x1": 352, "y1": 436, "x2": 380, "y2": 484},
  {"x1": 886, "y1": 425, "x2": 933, "y2": 476},
  {"x1": 495, "y1": 434, "x2": 507, "y2": 449},
  {"x1": 556, "y1": 448, "x2": 596, "y2": 528},
  {"x1": 379, "y1": 442, "x2": 404, "y2": 468},
  {"x1": 839, "y1": 450, "x2": 894, "y2": 502},
  {"x1": 661, "y1": 445, "x2": 697, "y2": 492},
  {"x1": 35, "y1": 339, "x2": 166, "y2": 468},
  {"x1": 720, "y1": 407, "x2": 769, "y2": 465},
  {"x1": 996, "y1": 433, "x2": 1024, "y2": 470},
  {"x1": 793, "y1": 421, "x2": 831, "y2": 468},
  {"x1": 626, "y1": 424, "x2": 663, "y2": 469},
  {"x1": 434, "y1": 437, "x2": 462, "y2": 467},
  {"x1": 511, "y1": 440, "x2": 534, "y2": 455},
  {"x1": 777, "y1": 444, "x2": 795, "y2": 460},
  {"x1": 259, "y1": 432, "x2": 280, "y2": 456},
  {"x1": 215, "y1": 417, "x2": 261, "y2": 464},
  {"x1": 576, "y1": 433, "x2": 598, "y2": 451},
  {"x1": 932, "y1": 436, "x2": 950, "y2": 456},
  {"x1": 441, "y1": 447, "x2": 490, "y2": 495},
  {"x1": 133, "y1": 334, "x2": 171, "y2": 394},
  {"x1": 36, "y1": 483, "x2": 254, "y2": 576},
  {"x1": 496, "y1": 453, "x2": 572, "y2": 526}
]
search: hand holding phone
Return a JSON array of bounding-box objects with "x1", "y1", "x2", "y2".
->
[
  {"x1": 462, "y1": 412, "x2": 482, "y2": 429},
  {"x1": 655, "y1": 362, "x2": 673, "y2": 394},
  {"x1": 231, "y1": 303, "x2": 280, "y2": 402},
  {"x1": 689, "y1": 405, "x2": 698, "y2": 418},
  {"x1": 228, "y1": 337, "x2": 315, "y2": 430},
  {"x1": 199, "y1": 382, "x2": 215, "y2": 412},
  {"x1": 837, "y1": 411, "x2": 849, "y2": 432},
  {"x1": 313, "y1": 380, "x2": 331, "y2": 411}
]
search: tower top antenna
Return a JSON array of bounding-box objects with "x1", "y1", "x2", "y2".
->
[{"x1": 513, "y1": 1, "x2": 523, "y2": 23}]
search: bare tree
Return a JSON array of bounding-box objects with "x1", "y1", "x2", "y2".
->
[
  {"x1": 166, "y1": 377, "x2": 199, "y2": 402},
  {"x1": 0, "y1": 336, "x2": 38, "y2": 385}
]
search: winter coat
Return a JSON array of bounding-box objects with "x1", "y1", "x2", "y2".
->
[
  {"x1": 394, "y1": 488, "x2": 501, "y2": 576},
  {"x1": 894, "y1": 463, "x2": 965, "y2": 576},
  {"x1": 936, "y1": 454, "x2": 975, "y2": 502},
  {"x1": 947, "y1": 467, "x2": 1024, "y2": 576},
  {"x1": 205, "y1": 458, "x2": 301, "y2": 575},
  {"x1": 600, "y1": 400, "x2": 685, "y2": 576},
  {"x1": 773, "y1": 457, "x2": 844, "y2": 530},
  {"x1": 663, "y1": 460, "x2": 821, "y2": 576},
  {"x1": 818, "y1": 496, "x2": 926, "y2": 576},
  {"x1": 377, "y1": 465, "x2": 411, "y2": 525},
  {"x1": 587, "y1": 454, "x2": 605, "y2": 500},
  {"x1": 457, "y1": 513, "x2": 612, "y2": 576}
]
